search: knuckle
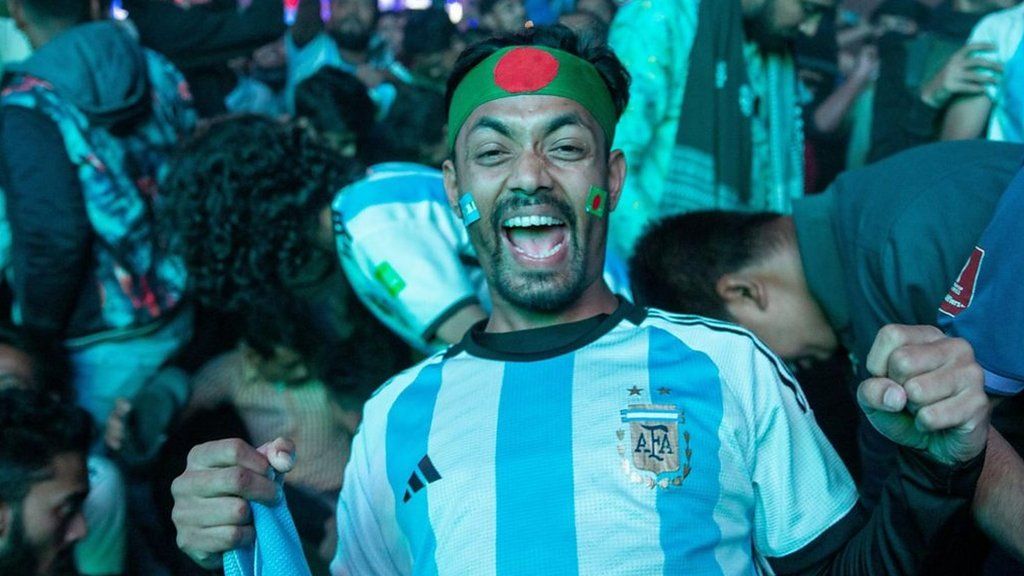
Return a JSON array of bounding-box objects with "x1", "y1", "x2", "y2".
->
[
  {"x1": 225, "y1": 525, "x2": 246, "y2": 547},
  {"x1": 948, "y1": 337, "x2": 975, "y2": 357},
  {"x1": 889, "y1": 348, "x2": 915, "y2": 377},
  {"x1": 228, "y1": 468, "x2": 251, "y2": 493},
  {"x1": 877, "y1": 324, "x2": 902, "y2": 345},
  {"x1": 232, "y1": 499, "x2": 251, "y2": 522},
  {"x1": 224, "y1": 438, "x2": 247, "y2": 461}
]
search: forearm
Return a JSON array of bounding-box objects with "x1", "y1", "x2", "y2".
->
[
  {"x1": 972, "y1": 427, "x2": 1024, "y2": 563},
  {"x1": 786, "y1": 449, "x2": 983, "y2": 575},
  {"x1": 812, "y1": 78, "x2": 871, "y2": 135}
]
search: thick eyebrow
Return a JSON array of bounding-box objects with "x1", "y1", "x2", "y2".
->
[
  {"x1": 467, "y1": 117, "x2": 513, "y2": 139},
  {"x1": 544, "y1": 113, "x2": 586, "y2": 137}
]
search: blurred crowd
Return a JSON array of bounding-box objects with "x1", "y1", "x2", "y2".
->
[{"x1": 0, "y1": 0, "x2": 1023, "y2": 575}]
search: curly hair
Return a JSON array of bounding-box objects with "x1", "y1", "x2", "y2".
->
[
  {"x1": 0, "y1": 389, "x2": 93, "y2": 502},
  {"x1": 161, "y1": 115, "x2": 362, "y2": 313}
]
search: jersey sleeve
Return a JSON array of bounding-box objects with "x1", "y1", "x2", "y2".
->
[
  {"x1": 332, "y1": 426, "x2": 400, "y2": 576},
  {"x1": 938, "y1": 165, "x2": 1024, "y2": 396},
  {"x1": 740, "y1": 345, "x2": 860, "y2": 561},
  {"x1": 338, "y1": 203, "x2": 479, "y2": 353},
  {"x1": 966, "y1": 13, "x2": 1011, "y2": 102}
]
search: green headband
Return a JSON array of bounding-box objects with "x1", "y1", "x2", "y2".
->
[{"x1": 447, "y1": 46, "x2": 617, "y2": 151}]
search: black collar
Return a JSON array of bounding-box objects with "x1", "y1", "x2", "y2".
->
[{"x1": 449, "y1": 297, "x2": 645, "y2": 362}]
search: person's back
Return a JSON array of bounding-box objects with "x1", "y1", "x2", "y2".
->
[{"x1": 0, "y1": 9, "x2": 196, "y2": 425}]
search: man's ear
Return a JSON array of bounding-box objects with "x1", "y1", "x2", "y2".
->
[
  {"x1": 716, "y1": 272, "x2": 768, "y2": 312},
  {"x1": 442, "y1": 159, "x2": 462, "y2": 218},
  {"x1": 606, "y1": 149, "x2": 626, "y2": 212}
]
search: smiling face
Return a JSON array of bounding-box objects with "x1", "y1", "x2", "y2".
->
[{"x1": 443, "y1": 95, "x2": 624, "y2": 322}]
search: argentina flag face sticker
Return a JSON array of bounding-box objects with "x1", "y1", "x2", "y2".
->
[{"x1": 459, "y1": 193, "x2": 481, "y2": 226}]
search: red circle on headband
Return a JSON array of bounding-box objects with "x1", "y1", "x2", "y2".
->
[{"x1": 494, "y1": 48, "x2": 560, "y2": 93}]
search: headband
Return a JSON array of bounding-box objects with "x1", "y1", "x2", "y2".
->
[{"x1": 447, "y1": 46, "x2": 617, "y2": 151}]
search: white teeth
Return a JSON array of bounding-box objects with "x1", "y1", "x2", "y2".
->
[{"x1": 502, "y1": 215, "x2": 565, "y2": 228}]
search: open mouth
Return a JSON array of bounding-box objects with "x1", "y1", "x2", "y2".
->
[{"x1": 502, "y1": 215, "x2": 568, "y2": 261}]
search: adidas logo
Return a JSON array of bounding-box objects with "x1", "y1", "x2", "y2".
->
[{"x1": 403, "y1": 455, "x2": 442, "y2": 503}]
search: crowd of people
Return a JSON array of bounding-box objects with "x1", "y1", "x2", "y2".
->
[{"x1": 0, "y1": 0, "x2": 1022, "y2": 575}]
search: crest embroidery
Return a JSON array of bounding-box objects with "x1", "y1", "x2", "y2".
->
[{"x1": 618, "y1": 404, "x2": 692, "y2": 489}]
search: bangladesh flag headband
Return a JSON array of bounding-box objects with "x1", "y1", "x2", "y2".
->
[{"x1": 447, "y1": 46, "x2": 617, "y2": 151}]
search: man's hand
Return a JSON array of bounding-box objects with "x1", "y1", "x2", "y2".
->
[
  {"x1": 921, "y1": 43, "x2": 1003, "y2": 109},
  {"x1": 858, "y1": 325, "x2": 990, "y2": 466},
  {"x1": 105, "y1": 399, "x2": 132, "y2": 452},
  {"x1": 171, "y1": 437, "x2": 296, "y2": 569}
]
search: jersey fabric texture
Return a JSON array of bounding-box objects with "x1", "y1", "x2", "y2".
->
[
  {"x1": 332, "y1": 162, "x2": 633, "y2": 353},
  {"x1": 224, "y1": 471, "x2": 312, "y2": 576},
  {"x1": 939, "y1": 163, "x2": 1024, "y2": 396},
  {"x1": 331, "y1": 301, "x2": 859, "y2": 575},
  {"x1": 968, "y1": 4, "x2": 1024, "y2": 142}
]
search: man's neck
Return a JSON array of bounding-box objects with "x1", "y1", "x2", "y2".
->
[{"x1": 485, "y1": 280, "x2": 619, "y2": 334}]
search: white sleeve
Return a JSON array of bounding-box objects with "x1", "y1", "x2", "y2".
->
[
  {"x1": 967, "y1": 13, "x2": 1011, "y2": 102},
  {"x1": 341, "y1": 209, "x2": 479, "y2": 351},
  {"x1": 331, "y1": 428, "x2": 399, "y2": 576},
  {"x1": 742, "y1": 347, "x2": 860, "y2": 560}
]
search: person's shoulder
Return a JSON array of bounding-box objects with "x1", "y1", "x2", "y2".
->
[
  {"x1": 639, "y1": 308, "x2": 772, "y2": 362},
  {"x1": 359, "y1": 350, "x2": 449, "y2": 429},
  {"x1": 334, "y1": 163, "x2": 448, "y2": 222},
  {"x1": 639, "y1": 308, "x2": 806, "y2": 407}
]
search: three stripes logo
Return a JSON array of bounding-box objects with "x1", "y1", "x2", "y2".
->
[{"x1": 403, "y1": 456, "x2": 442, "y2": 503}]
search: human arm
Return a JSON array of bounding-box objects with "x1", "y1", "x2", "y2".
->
[
  {"x1": 755, "y1": 325, "x2": 990, "y2": 574},
  {"x1": 171, "y1": 437, "x2": 295, "y2": 570},
  {"x1": 940, "y1": 93, "x2": 993, "y2": 140},
  {"x1": 0, "y1": 106, "x2": 90, "y2": 340},
  {"x1": 812, "y1": 46, "x2": 878, "y2": 135},
  {"x1": 972, "y1": 427, "x2": 1024, "y2": 563}
]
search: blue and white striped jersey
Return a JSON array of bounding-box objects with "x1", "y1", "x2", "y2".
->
[
  {"x1": 331, "y1": 162, "x2": 634, "y2": 353},
  {"x1": 331, "y1": 302, "x2": 858, "y2": 575}
]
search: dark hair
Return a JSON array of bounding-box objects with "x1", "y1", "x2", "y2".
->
[
  {"x1": 557, "y1": 10, "x2": 610, "y2": 46},
  {"x1": 162, "y1": 115, "x2": 361, "y2": 313},
  {"x1": 366, "y1": 85, "x2": 447, "y2": 165},
  {"x1": 240, "y1": 295, "x2": 325, "y2": 366},
  {"x1": 402, "y1": 8, "x2": 457, "y2": 59},
  {"x1": 294, "y1": 68, "x2": 377, "y2": 161},
  {"x1": 0, "y1": 389, "x2": 93, "y2": 502},
  {"x1": 20, "y1": 0, "x2": 90, "y2": 21},
  {"x1": 0, "y1": 324, "x2": 71, "y2": 398},
  {"x1": 445, "y1": 24, "x2": 630, "y2": 137},
  {"x1": 629, "y1": 211, "x2": 784, "y2": 320}
]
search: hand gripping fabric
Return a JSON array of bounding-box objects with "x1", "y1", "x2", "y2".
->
[{"x1": 223, "y1": 471, "x2": 312, "y2": 576}]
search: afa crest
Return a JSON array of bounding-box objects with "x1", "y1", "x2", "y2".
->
[{"x1": 618, "y1": 404, "x2": 692, "y2": 489}]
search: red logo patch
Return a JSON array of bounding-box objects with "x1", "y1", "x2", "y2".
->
[
  {"x1": 493, "y1": 48, "x2": 560, "y2": 93},
  {"x1": 939, "y1": 246, "x2": 985, "y2": 317}
]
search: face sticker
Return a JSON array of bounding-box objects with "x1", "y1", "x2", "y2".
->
[
  {"x1": 374, "y1": 261, "x2": 406, "y2": 297},
  {"x1": 585, "y1": 186, "x2": 608, "y2": 218},
  {"x1": 459, "y1": 193, "x2": 481, "y2": 226}
]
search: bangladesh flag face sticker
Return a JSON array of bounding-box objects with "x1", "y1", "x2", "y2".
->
[
  {"x1": 586, "y1": 186, "x2": 608, "y2": 218},
  {"x1": 374, "y1": 261, "x2": 406, "y2": 297}
]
